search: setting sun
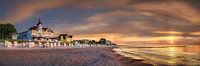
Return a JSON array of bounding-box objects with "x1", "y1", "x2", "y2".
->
[{"x1": 169, "y1": 36, "x2": 176, "y2": 44}]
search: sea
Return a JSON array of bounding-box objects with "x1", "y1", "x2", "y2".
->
[{"x1": 113, "y1": 44, "x2": 200, "y2": 66}]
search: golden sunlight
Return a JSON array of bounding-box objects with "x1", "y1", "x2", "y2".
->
[
  {"x1": 74, "y1": 33, "x2": 184, "y2": 45},
  {"x1": 169, "y1": 36, "x2": 176, "y2": 44},
  {"x1": 154, "y1": 31, "x2": 183, "y2": 35},
  {"x1": 190, "y1": 32, "x2": 200, "y2": 36}
]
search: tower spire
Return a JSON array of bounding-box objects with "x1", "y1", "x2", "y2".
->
[
  {"x1": 37, "y1": 18, "x2": 43, "y2": 37},
  {"x1": 37, "y1": 18, "x2": 42, "y2": 26}
]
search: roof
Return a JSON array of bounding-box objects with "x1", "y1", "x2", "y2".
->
[
  {"x1": 29, "y1": 26, "x2": 38, "y2": 30},
  {"x1": 18, "y1": 31, "x2": 29, "y2": 34},
  {"x1": 29, "y1": 26, "x2": 54, "y2": 33},
  {"x1": 43, "y1": 28, "x2": 54, "y2": 33}
]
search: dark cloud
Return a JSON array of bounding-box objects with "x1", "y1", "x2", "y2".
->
[{"x1": 183, "y1": 0, "x2": 200, "y2": 10}]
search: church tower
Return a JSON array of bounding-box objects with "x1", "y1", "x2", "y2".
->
[{"x1": 37, "y1": 19, "x2": 43, "y2": 37}]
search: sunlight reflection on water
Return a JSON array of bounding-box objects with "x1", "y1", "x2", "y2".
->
[{"x1": 114, "y1": 44, "x2": 200, "y2": 66}]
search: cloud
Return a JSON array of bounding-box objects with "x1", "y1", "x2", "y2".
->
[
  {"x1": 131, "y1": 0, "x2": 200, "y2": 23},
  {"x1": 154, "y1": 31, "x2": 183, "y2": 35},
  {"x1": 2, "y1": 0, "x2": 200, "y2": 44},
  {"x1": 5, "y1": 0, "x2": 73, "y2": 23},
  {"x1": 49, "y1": 0, "x2": 200, "y2": 44},
  {"x1": 53, "y1": 6, "x2": 200, "y2": 37},
  {"x1": 4, "y1": 0, "x2": 130, "y2": 23},
  {"x1": 190, "y1": 32, "x2": 200, "y2": 36},
  {"x1": 4, "y1": 0, "x2": 200, "y2": 24}
]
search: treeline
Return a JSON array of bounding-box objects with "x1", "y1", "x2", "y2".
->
[
  {"x1": 75, "y1": 38, "x2": 112, "y2": 45},
  {"x1": 0, "y1": 23, "x2": 17, "y2": 41}
]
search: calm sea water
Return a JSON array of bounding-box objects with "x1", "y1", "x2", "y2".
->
[{"x1": 113, "y1": 44, "x2": 200, "y2": 66}]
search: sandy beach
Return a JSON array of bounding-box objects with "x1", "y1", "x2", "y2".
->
[{"x1": 0, "y1": 47, "x2": 153, "y2": 66}]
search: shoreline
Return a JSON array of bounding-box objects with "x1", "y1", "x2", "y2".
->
[
  {"x1": 0, "y1": 47, "x2": 153, "y2": 66},
  {"x1": 110, "y1": 47, "x2": 154, "y2": 66}
]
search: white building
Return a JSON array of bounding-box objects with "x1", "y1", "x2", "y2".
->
[{"x1": 17, "y1": 19, "x2": 58, "y2": 41}]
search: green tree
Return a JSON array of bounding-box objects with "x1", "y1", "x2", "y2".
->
[{"x1": 0, "y1": 23, "x2": 17, "y2": 41}]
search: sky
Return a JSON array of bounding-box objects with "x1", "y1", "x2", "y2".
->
[{"x1": 0, "y1": 0, "x2": 200, "y2": 44}]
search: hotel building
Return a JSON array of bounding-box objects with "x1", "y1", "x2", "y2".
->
[{"x1": 17, "y1": 19, "x2": 73, "y2": 42}]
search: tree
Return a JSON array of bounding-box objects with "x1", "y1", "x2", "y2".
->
[
  {"x1": 88, "y1": 40, "x2": 96, "y2": 44},
  {"x1": 0, "y1": 23, "x2": 17, "y2": 41},
  {"x1": 99, "y1": 38, "x2": 106, "y2": 44}
]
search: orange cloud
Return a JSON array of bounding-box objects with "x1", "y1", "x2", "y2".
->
[
  {"x1": 190, "y1": 32, "x2": 200, "y2": 36},
  {"x1": 74, "y1": 33, "x2": 184, "y2": 44},
  {"x1": 74, "y1": 33, "x2": 122, "y2": 44},
  {"x1": 154, "y1": 31, "x2": 183, "y2": 35},
  {"x1": 130, "y1": 1, "x2": 200, "y2": 23},
  {"x1": 6, "y1": 0, "x2": 200, "y2": 24},
  {"x1": 4, "y1": 0, "x2": 200, "y2": 45}
]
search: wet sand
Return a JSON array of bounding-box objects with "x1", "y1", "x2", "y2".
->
[{"x1": 0, "y1": 47, "x2": 153, "y2": 66}]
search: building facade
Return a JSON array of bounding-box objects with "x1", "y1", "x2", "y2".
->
[{"x1": 17, "y1": 19, "x2": 72, "y2": 42}]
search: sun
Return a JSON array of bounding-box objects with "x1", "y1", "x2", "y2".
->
[
  {"x1": 168, "y1": 36, "x2": 176, "y2": 44},
  {"x1": 170, "y1": 39, "x2": 174, "y2": 44}
]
